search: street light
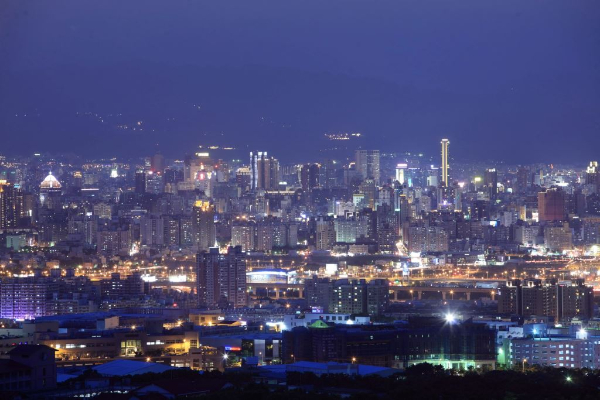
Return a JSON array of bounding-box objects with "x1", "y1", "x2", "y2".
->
[
  {"x1": 351, "y1": 357, "x2": 357, "y2": 364},
  {"x1": 522, "y1": 358, "x2": 527, "y2": 373}
]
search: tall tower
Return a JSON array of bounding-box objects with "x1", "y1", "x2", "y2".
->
[{"x1": 440, "y1": 139, "x2": 450, "y2": 186}]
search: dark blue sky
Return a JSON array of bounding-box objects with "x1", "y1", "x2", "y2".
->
[{"x1": 1, "y1": 0, "x2": 599, "y2": 163}]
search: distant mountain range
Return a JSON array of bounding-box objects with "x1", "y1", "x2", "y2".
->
[{"x1": 0, "y1": 63, "x2": 596, "y2": 163}]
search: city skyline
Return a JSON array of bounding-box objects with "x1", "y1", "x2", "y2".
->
[{"x1": 1, "y1": 1, "x2": 600, "y2": 397}]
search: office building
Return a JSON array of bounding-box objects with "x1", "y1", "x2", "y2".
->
[
  {"x1": 282, "y1": 317, "x2": 496, "y2": 369},
  {"x1": 586, "y1": 161, "x2": 599, "y2": 186},
  {"x1": 538, "y1": 188, "x2": 566, "y2": 222},
  {"x1": 395, "y1": 163, "x2": 407, "y2": 185},
  {"x1": 134, "y1": 171, "x2": 146, "y2": 194},
  {"x1": 0, "y1": 181, "x2": 24, "y2": 229},
  {"x1": 355, "y1": 150, "x2": 380, "y2": 183},
  {"x1": 300, "y1": 163, "x2": 320, "y2": 191},
  {"x1": 250, "y1": 151, "x2": 280, "y2": 190},
  {"x1": 484, "y1": 168, "x2": 498, "y2": 200},
  {"x1": 39, "y1": 172, "x2": 62, "y2": 210},
  {"x1": 509, "y1": 337, "x2": 600, "y2": 369}
]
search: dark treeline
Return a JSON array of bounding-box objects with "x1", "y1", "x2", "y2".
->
[{"x1": 83, "y1": 363, "x2": 600, "y2": 400}]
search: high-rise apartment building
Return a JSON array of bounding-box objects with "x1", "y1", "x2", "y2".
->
[
  {"x1": 196, "y1": 246, "x2": 247, "y2": 308},
  {"x1": 498, "y1": 279, "x2": 593, "y2": 321},
  {"x1": 327, "y1": 279, "x2": 389, "y2": 316},
  {"x1": 0, "y1": 277, "x2": 59, "y2": 320},
  {"x1": 192, "y1": 200, "x2": 216, "y2": 252},
  {"x1": 315, "y1": 217, "x2": 336, "y2": 250}
]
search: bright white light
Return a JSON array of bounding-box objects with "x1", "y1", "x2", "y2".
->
[
  {"x1": 445, "y1": 313, "x2": 456, "y2": 324},
  {"x1": 223, "y1": 354, "x2": 229, "y2": 360}
]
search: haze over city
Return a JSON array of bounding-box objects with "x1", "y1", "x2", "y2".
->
[
  {"x1": 1, "y1": 0, "x2": 599, "y2": 161},
  {"x1": 1, "y1": 1, "x2": 600, "y2": 399}
]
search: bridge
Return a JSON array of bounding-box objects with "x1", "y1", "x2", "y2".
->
[
  {"x1": 151, "y1": 278, "x2": 500, "y2": 301},
  {"x1": 246, "y1": 282, "x2": 497, "y2": 301}
]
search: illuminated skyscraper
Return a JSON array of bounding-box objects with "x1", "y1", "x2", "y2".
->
[
  {"x1": 395, "y1": 163, "x2": 407, "y2": 185},
  {"x1": 440, "y1": 139, "x2": 450, "y2": 186},
  {"x1": 39, "y1": 172, "x2": 62, "y2": 210},
  {"x1": 250, "y1": 151, "x2": 280, "y2": 190},
  {"x1": 0, "y1": 181, "x2": 24, "y2": 229},
  {"x1": 586, "y1": 161, "x2": 599, "y2": 186}
]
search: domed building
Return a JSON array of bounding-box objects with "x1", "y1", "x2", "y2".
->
[
  {"x1": 40, "y1": 172, "x2": 62, "y2": 190},
  {"x1": 40, "y1": 172, "x2": 62, "y2": 208}
]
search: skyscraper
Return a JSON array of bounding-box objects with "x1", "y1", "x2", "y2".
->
[
  {"x1": 0, "y1": 181, "x2": 24, "y2": 229},
  {"x1": 586, "y1": 161, "x2": 599, "y2": 186},
  {"x1": 192, "y1": 200, "x2": 216, "y2": 251},
  {"x1": 300, "y1": 164, "x2": 320, "y2": 191},
  {"x1": 440, "y1": 139, "x2": 450, "y2": 186},
  {"x1": 355, "y1": 150, "x2": 380, "y2": 183},
  {"x1": 516, "y1": 167, "x2": 530, "y2": 193},
  {"x1": 395, "y1": 163, "x2": 407, "y2": 185},
  {"x1": 250, "y1": 151, "x2": 280, "y2": 190},
  {"x1": 134, "y1": 171, "x2": 146, "y2": 194},
  {"x1": 39, "y1": 172, "x2": 62, "y2": 210},
  {"x1": 484, "y1": 168, "x2": 498, "y2": 200}
]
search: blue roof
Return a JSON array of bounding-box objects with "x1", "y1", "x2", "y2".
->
[
  {"x1": 92, "y1": 359, "x2": 176, "y2": 376},
  {"x1": 258, "y1": 361, "x2": 399, "y2": 377}
]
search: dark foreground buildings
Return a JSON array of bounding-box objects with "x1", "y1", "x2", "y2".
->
[
  {"x1": 0, "y1": 345, "x2": 57, "y2": 392},
  {"x1": 282, "y1": 317, "x2": 496, "y2": 370}
]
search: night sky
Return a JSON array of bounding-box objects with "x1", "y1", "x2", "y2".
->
[{"x1": 1, "y1": 0, "x2": 599, "y2": 163}]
